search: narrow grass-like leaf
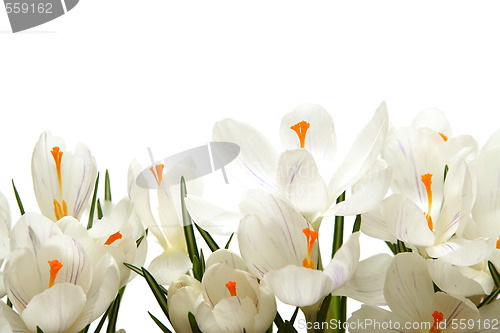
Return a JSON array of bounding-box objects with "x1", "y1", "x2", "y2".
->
[
  {"x1": 274, "y1": 311, "x2": 284, "y2": 327},
  {"x1": 290, "y1": 307, "x2": 299, "y2": 325},
  {"x1": 149, "y1": 312, "x2": 173, "y2": 333},
  {"x1": 444, "y1": 164, "x2": 449, "y2": 182},
  {"x1": 385, "y1": 241, "x2": 397, "y2": 255},
  {"x1": 106, "y1": 292, "x2": 121, "y2": 333},
  {"x1": 87, "y1": 173, "x2": 100, "y2": 229},
  {"x1": 277, "y1": 322, "x2": 298, "y2": 332},
  {"x1": 332, "y1": 191, "x2": 345, "y2": 258},
  {"x1": 315, "y1": 294, "x2": 332, "y2": 331},
  {"x1": 142, "y1": 267, "x2": 170, "y2": 320},
  {"x1": 7, "y1": 298, "x2": 12, "y2": 308},
  {"x1": 93, "y1": 306, "x2": 111, "y2": 333},
  {"x1": 192, "y1": 255, "x2": 203, "y2": 281},
  {"x1": 97, "y1": 199, "x2": 103, "y2": 220},
  {"x1": 352, "y1": 214, "x2": 361, "y2": 233},
  {"x1": 11, "y1": 180, "x2": 25, "y2": 215},
  {"x1": 200, "y1": 249, "x2": 206, "y2": 275},
  {"x1": 124, "y1": 263, "x2": 168, "y2": 294},
  {"x1": 488, "y1": 261, "x2": 500, "y2": 288},
  {"x1": 194, "y1": 223, "x2": 220, "y2": 252},
  {"x1": 181, "y1": 177, "x2": 199, "y2": 264},
  {"x1": 105, "y1": 170, "x2": 112, "y2": 202},
  {"x1": 188, "y1": 312, "x2": 202, "y2": 333},
  {"x1": 80, "y1": 324, "x2": 90, "y2": 333},
  {"x1": 478, "y1": 288, "x2": 500, "y2": 308},
  {"x1": 266, "y1": 324, "x2": 273, "y2": 333},
  {"x1": 225, "y1": 233, "x2": 234, "y2": 249},
  {"x1": 37, "y1": 327, "x2": 44, "y2": 333}
]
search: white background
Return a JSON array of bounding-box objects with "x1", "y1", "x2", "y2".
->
[{"x1": 1, "y1": 1, "x2": 500, "y2": 332}]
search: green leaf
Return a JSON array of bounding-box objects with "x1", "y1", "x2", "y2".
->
[
  {"x1": 105, "y1": 170, "x2": 112, "y2": 202},
  {"x1": 315, "y1": 294, "x2": 332, "y2": 331},
  {"x1": 225, "y1": 233, "x2": 234, "y2": 249},
  {"x1": 332, "y1": 191, "x2": 345, "y2": 258},
  {"x1": 290, "y1": 307, "x2": 299, "y2": 325},
  {"x1": 6, "y1": 298, "x2": 12, "y2": 308},
  {"x1": 97, "y1": 199, "x2": 103, "y2": 220},
  {"x1": 124, "y1": 263, "x2": 168, "y2": 294},
  {"x1": 478, "y1": 288, "x2": 500, "y2": 308},
  {"x1": 194, "y1": 223, "x2": 220, "y2": 252},
  {"x1": 277, "y1": 321, "x2": 298, "y2": 333},
  {"x1": 136, "y1": 235, "x2": 145, "y2": 248},
  {"x1": 488, "y1": 261, "x2": 500, "y2": 289},
  {"x1": 106, "y1": 292, "x2": 121, "y2": 333},
  {"x1": 37, "y1": 327, "x2": 44, "y2": 333},
  {"x1": 192, "y1": 255, "x2": 203, "y2": 282},
  {"x1": 181, "y1": 177, "x2": 200, "y2": 271},
  {"x1": 93, "y1": 306, "x2": 111, "y2": 333},
  {"x1": 142, "y1": 267, "x2": 170, "y2": 320},
  {"x1": 11, "y1": 179, "x2": 25, "y2": 215},
  {"x1": 385, "y1": 241, "x2": 397, "y2": 255},
  {"x1": 265, "y1": 324, "x2": 273, "y2": 333},
  {"x1": 87, "y1": 173, "x2": 100, "y2": 229},
  {"x1": 188, "y1": 312, "x2": 202, "y2": 333},
  {"x1": 444, "y1": 164, "x2": 449, "y2": 182},
  {"x1": 149, "y1": 312, "x2": 173, "y2": 333},
  {"x1": 274, "y1": 311, "x2": 284, "y2": 328},
  {"x1": 352, "y1": 214, "x2": 361, "y2": 233}
]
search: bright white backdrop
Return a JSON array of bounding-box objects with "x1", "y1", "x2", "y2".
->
[{"x1": 1, "y1": 1, "x2": 500, "y2": 332}]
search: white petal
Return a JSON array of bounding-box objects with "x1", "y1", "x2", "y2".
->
[
  {"x1": 432, "y1": 292, "x2": 480, "y2": 322},
  {"x1": 384, "y1": 253, "x2": 434, "y2": 322},
  {"x1": 10, "y1": 212, "x2": 62, "y2": 253},
  {"x1": 253, "y1": 284, "x2": 277, "y2": 333},
  {"x1": 276, "y1": 149, "x2": 329, "y2": 221},
  {"x1": 328, "y1": 159, "x2": 391, "y2": 216},
  {"x1": 21, "y1": 283, "x2": 86, "y2": 333},
  {"x1": 348, "y1": 305, "x2": 403, "y2": 333},
  {"x1": 157, "y1": 187, "x2": 186, "y2": 251},
  {"x1": 280, "y1": 104, "x2": 337, "y2": 178},
  {"x1": 427, "y1": 259, "x2": 494, "y2": 297},
  {"x1": 0, "y1": 191, "x2": 11, "y2": 239},
  {"x1": 360, "y1": 208, "x2": 398, "y2": 243},
  {"x1": 199, "y1": 296, "x2": 256, "y2": 333},
  {"x1": 426, "y1": 237, "x2": 496, "y2": 266},
  {"x1": 168, "y1": 275, "x2": 203, "y2": 333},
  {"x1": 333, "y1": 254, "x2": 392, "y2": 306},
  {"x1": 206, "y1": 249, "x2": 248, "y2": 272},
  {"x1": 411, "y1": 107, "x2": 452, "y2": 138},
  {"x1": 148, "y1": 249, "x2": 192, "y2": 285},
  {"x1": 0, "y1": 301, "x2": 29, "y2": 333},
  {"x1": 328, "y1": 102, "x2": 388, "y2": 201},
  {"x1": 185, "y1": 195, "x2": 241, "y2": 235},
  {"x1": 263, "y1": 265, "x2": 333, "y2": 307},
  {"x1": 213, "y1": 118, "x2": 278, "y2": 191},
  {"x1": 324, "y1": 232, "x2": 360, "y2": 291}
]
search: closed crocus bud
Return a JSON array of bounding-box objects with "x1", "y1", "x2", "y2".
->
[
  {"x1": 167, "y1": 275, "x2": 203, "y2": 333},
  {"x1": 32, "y1": 131, "x2": 97, "y2": 222}
]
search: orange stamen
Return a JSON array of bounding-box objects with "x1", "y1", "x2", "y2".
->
[
  {"x1": 496, "y1": 237, "x2": 500, "y2": 250},
  {"x1": 290, "y1": 121, "x2": 310, "y2": 149},
  {"x1": 48, "y1": 259, "x2": 63, "y2": 288},
  {"x1": 421, "y1": 173, "x2": 434, "y2": 232},
  {"x1": 302, "y1": 227, "x2": 318, "y2": 269},
  {"x1": 105, "y1": 231, "x2": 123, "y2": 245},
  {"x1": 150, "y1": 164, "x2": 165, "y2": 186},
  {"x1": 53, "y1": 199, "x2": 68, "y2": 220},
  {"x1": 429, "y1": 311, "x2": 444, "y2": 333},
  {"x1": 225, "y1": 281, "x2": 237, "y2": 297},
  {"x1": 438, "y1": 132, "x2": 448, "y2": 142},
  {"x1": 51, "y1": 147, "x2": 64, "y2": 193}
]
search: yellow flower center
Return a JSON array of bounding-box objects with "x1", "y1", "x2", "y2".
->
[
  {"x1": 105, "y1": 231, "x2": 123, "y2": 245},
  {"x1": 51, "y1": 146, "x2": 68, "y2": 220},
  {"x1": 302, "y1": 227, "x2": 318, "y2": 269},
  {"x1": 48, "y1": 259, "x2": 63, "y2": 288},
  {"x1": 150, "y1": 163, "x2": 165, "y2": 186},
  {"x1": 225, "y1": 281, "x2": 237, "y2": 297},
  {"x1": 290, "y1": 121, "x2": 310, "y2": 149},
  {"x1": 421, "y1": 173, "x2": 434, "y2": 232},
  {"x1": 429, "y1": 311, "x2": 444, "y2": 333}
]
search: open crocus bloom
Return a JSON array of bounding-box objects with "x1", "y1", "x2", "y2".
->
[
  {"x1": 128, "y1": 160, "x2": 192, "y2": 285},
  {"x1": 0, "y1": 213, "x2": 120, "y2": 333},
  {"x1": 348, "y1": 253, "x2": 481, "y2": 333},
  {"x1": 237, "y1": 190, "x2": 361, "y2": 308},
  {"x1": 186, "y1": 102, "x2": 389, "y2": 235},
  {"x1": 168, "y1": 249, "x2": 276, "y2": 333},
  {"x1": 31, "y1": 131, "x2": 97, "y2": 222},
  {"x1": 0, "y1": 191, "x2": 11, "y2": 298}
]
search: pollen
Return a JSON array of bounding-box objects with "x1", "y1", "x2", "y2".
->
[
  {"x1": 105, "y1": 231, "x2": 123, "y2": 245},
  {"x1": 290, "y1": 121, "x2": 310, "y2": 149},
  {"x1": 225, "y1": 281, "x2": 237, "y2": 297},
  {"x1": 302, "y1": 227, "x2": 318, "y2": 269},
  {"x1": 421, "y1": 173, "x2": 434, "y2": 232},
  {"x1": 150, "y1": 164, "x2": 165, "y2": 187},
  {"x1": 48, "y1": 259, "x2": 63, "y2": 288},
  {"x1": 429, "y1": 311, "x2": 444, "y2": 333}
]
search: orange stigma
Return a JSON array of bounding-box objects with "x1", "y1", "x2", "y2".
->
[
  {"x1": 150, "y1": 164, "x2": 164, "y2": 186},
  {"x1": 225, "y1": 281, "x2": 237, "y2": 297},
  {"x1": 429, "y1": 311, "x2": 444, "y2": 333},
  {"x1": 496, "y1": 237, "x2": 500, "y2": 250},
  {"x1": 48, "y1": 260, "x2": 63, "y2": 288},
  {"x1": 53, "y1": 199, "x2": 68, "y2": 221},
  {"x1": 290, "y1": 121, "x2": 310, "y2": 149},
  {"x1": 302, "y1": 227, "x2": 318, "y2": 269},
  {"x1": 105, "y1": 231, "x2": 123, "y2": 245},
  {"x1": 421, "y1": 173, "x2": 434, "y2": 232},
  {"x1": 51, "y1": 146, "x2": 63, "y2": 192},
  {"x1": 438, "y1": 132, "x2": 448, "y2": 142}
]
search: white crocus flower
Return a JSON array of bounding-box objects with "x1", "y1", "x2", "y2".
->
[
  {"x1": 186, "y1": 102, "x2": 389, "y2": 234},
  {"x1": 86, "y1": 198, "x2": 148, "y2": 288},
  {"x1": 128, "y1": 160, "x2": 191, "y2": 285},
  {"x1": 0, "y1": 213, "x2": 120, "y2": 333},
  {"x1": 238, "y1": 190, "x2": 360, "y2": 309},
  {"x1": 168, "y1": 249, "x2": 277, "y2": 333},
  {"x1": 348, "y1": 253, "x2": 481, "y2": 333},
  {"x1": 31, "y1": 131, "x2": 97, "y2": 222},
  {"x1": 0, "y1": 191, "x2": 11, "y2": 298}
]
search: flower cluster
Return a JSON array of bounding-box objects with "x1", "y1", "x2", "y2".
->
[{"x1": 0, "y1": 104, "x2": 499, "y2": 333}]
